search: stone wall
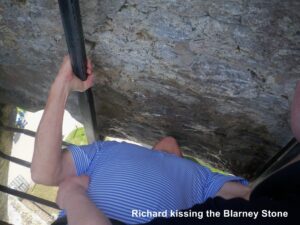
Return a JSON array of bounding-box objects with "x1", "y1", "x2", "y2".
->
[{"x1": 0, "y1": 0, "x2": 300, "y2": 178}]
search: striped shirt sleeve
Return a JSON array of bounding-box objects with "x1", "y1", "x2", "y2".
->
[
  {"x1": 67, "y1": 142, "x2": 99, "y2": 176},
  {"x1": 204, "y1": 172, "x2": 249, "y2": 199}
]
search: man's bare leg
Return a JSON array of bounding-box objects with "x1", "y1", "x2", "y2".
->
[{"x1": 153, "y1": 136, "x2": 183, "y2": 157}]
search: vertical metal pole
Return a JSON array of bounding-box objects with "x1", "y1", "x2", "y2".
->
[{"x1": 58, "y1": 0, "x2": 97, "y2": 143}]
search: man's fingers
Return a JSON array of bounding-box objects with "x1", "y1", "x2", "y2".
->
[
  {"x1": 87, "y1": 68, "x2": 92, "y2": 76},
  {"x1": 87, "y1": 58, "x2": 93, "y2": 75},
  {"x1": 62, "y1": 56, "x2": 94, "y2": 92},
  {"x1": 76, "y1": 73, "x2": 94, "y2": 92},
  {"x1": 83, "y1": 73, "x2": 94, "y2": 90}
]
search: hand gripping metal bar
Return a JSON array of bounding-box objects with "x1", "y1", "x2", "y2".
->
[{"x1": 58, "y1": 0, "x2": 97, "y2": 142}]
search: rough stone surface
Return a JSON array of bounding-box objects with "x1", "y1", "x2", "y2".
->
[{"x1": 1, "y1": 0, "x2": 300, "y2": 178}]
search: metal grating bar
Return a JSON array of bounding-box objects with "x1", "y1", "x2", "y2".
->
[
  {"x1": 0, "y1": 150, "x2": 31, "y2": 168},
  {"x1": 0, "y1": 184, "x2": 59, "y2": 209},
  {"x1": 0, "y1": 124, "x2": 71, "y2": 147}
]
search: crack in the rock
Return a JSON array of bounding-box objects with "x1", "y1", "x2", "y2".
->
[
  {"x1": 118, "y1": 0, "x2": 129, "y2": 12},
  {"x1": 85, "y1": 38, "x2": 97, "y2": 52}
]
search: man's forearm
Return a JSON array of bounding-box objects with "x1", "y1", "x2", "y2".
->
[
  {"x1": 31, "y1": 56, "x2": 93, "y2": 185},
  {"x1": 65, "y1": 193, "x2": 112, "y2": 225},
  {"x1": 31, "y1": 77, "x2": 69, "y2": 185}
]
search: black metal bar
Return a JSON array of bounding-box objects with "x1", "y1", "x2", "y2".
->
[
  {"x1": 0, "y1": 184, "x2": 60, "y2": 209},
  {"x1": 0, "y1": 150, "x2": 31, "y2": 168},
  {"x1": 58, "y1": 0, "x2": 87, "y2": 80},
  {"x1": 0, "y1": 123, "x2": 36, "y2": 138},
  {"x1": 58, "y1": 0, "x2": 97, "y2": 142},
  {"x1": 0, "y1": 124, "x2": 71, "y2": 147},
  {"x1": 32, "y1": 201, "x2": 54, "y2": 218},
  {"x1": 0, "y1": 220, "x2": 13, "y2": 225},
  {"x1": 254, "y1": 137, "x2": 298, "y2": 179}
]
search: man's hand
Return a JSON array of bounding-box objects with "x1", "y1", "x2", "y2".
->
[{"x1": 56, "y1": 55, "x2": 94, "y2": 92}]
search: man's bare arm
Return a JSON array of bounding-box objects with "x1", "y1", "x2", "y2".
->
[
  {"x1": 31, "y1": 56, "x2": 94, "y2": 186},
  {"x1": 56, "y1": 176, "x2": 112, "y2": 225}
]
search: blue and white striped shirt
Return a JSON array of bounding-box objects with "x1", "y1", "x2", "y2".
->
[{"x1": 60, "y1": 141, "x2": 247, "y2": 224}]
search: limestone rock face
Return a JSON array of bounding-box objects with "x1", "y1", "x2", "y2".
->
[{"x1": 1, "y1": 0, "x2": 300, "y2": 178}]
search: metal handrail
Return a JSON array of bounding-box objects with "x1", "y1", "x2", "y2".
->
[{"x1": 58, "y1": 0, "x2": 98, "y2": 143}]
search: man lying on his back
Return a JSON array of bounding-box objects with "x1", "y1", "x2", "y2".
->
[{"x1": 31, "y1": 56, "x2": 249, "y2": 225}]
